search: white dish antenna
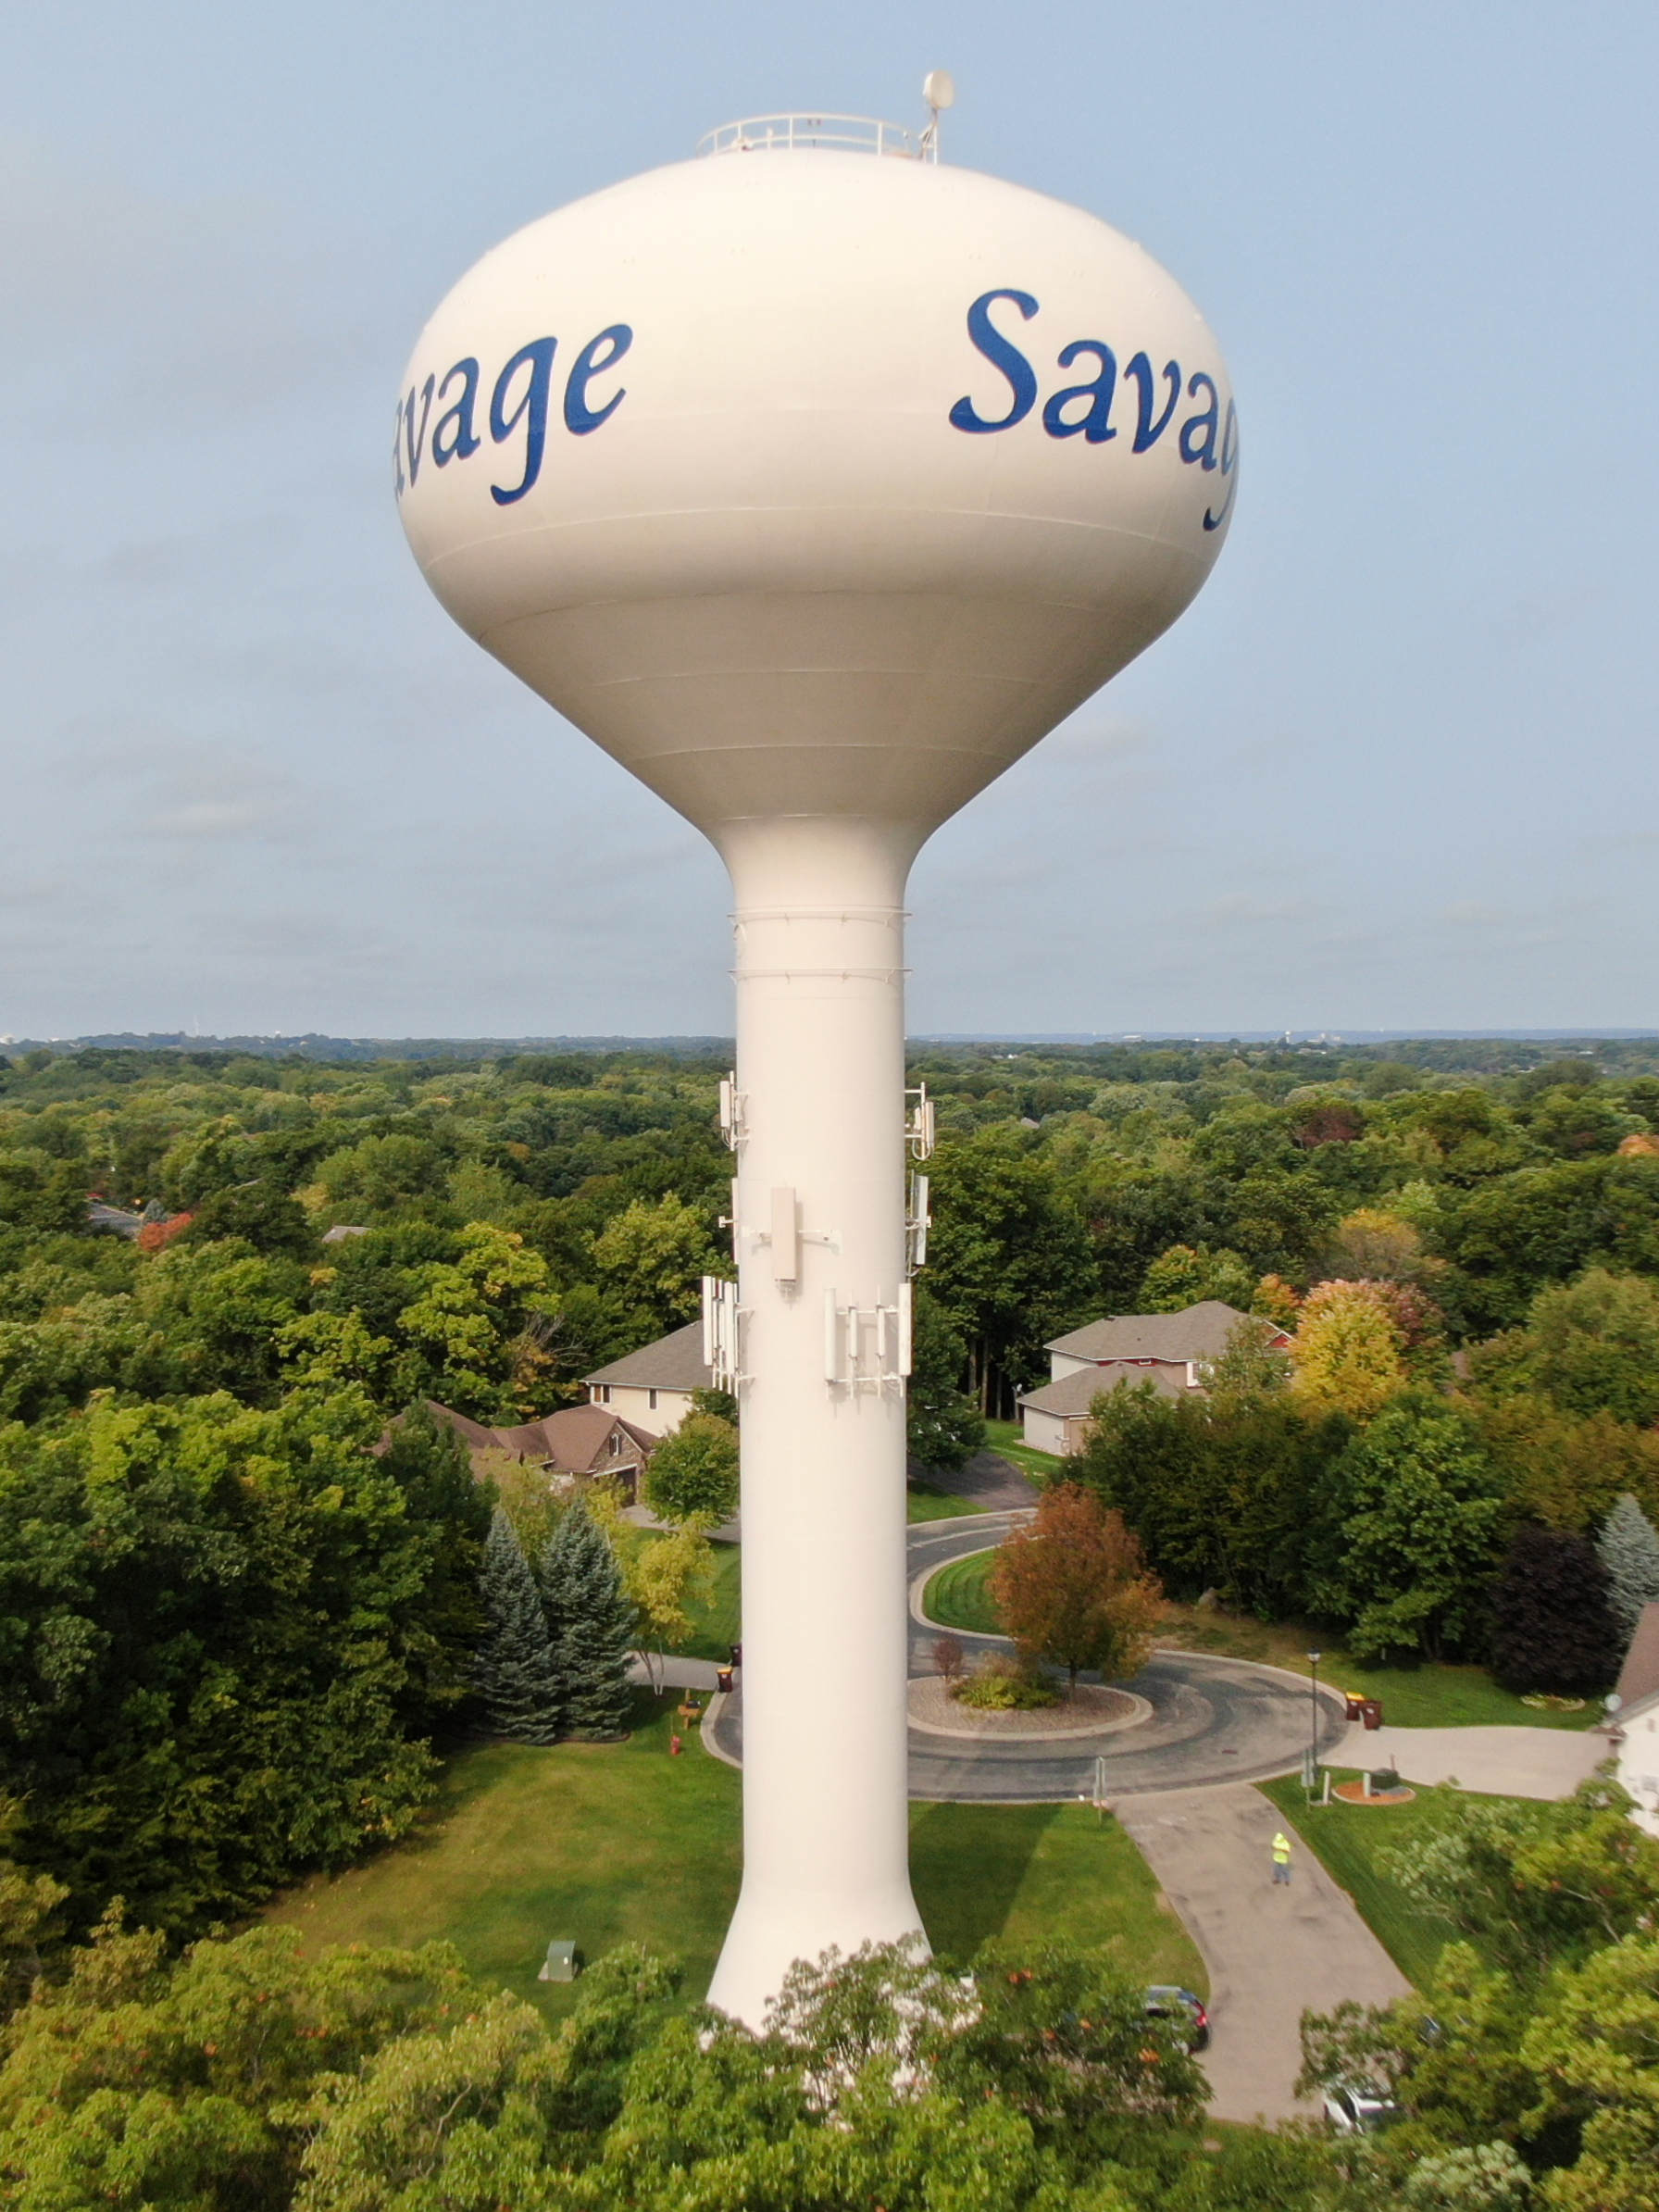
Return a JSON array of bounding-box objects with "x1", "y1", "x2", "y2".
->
[{"x1": 921, "y1": 69, "x2": 954, "y2": 160}]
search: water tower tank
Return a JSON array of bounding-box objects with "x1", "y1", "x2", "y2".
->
[{"x1": 397, "y1": 103, "x2": 1235, "y2": 2026}]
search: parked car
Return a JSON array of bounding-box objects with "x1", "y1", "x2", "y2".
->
[
  {"x1": 1322, "y1": 2081, "x2": 1402, "y2": 2133},
  {"x1": 1144, "y1": 1985, "x2": 1210, "y2": 2051}
]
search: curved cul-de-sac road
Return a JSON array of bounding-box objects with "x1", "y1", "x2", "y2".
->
[
  {"x1": 706, "y1": 1509, "x2": 1350, "y2": 1799},
  {"x1": 700, "y1": 1501, "x2": 1407, "y2": 2124}
]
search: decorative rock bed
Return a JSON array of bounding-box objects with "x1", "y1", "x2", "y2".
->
[
  {"x1": 907, "y1": 1676, "x2": 1153, "y2": 1742},
  {"x1": 1332, "y1": 1778, "x2": 1416, "y2": 1805}
]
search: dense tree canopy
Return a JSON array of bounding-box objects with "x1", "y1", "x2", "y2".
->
[{"x1": 6, "y1": 1034, "x2": 1659, "y2": 1958}]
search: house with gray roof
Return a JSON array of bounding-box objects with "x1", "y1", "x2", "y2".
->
[
  {"x1": 582, "y1": 1319, "x2": 714, "y2": 1437},
  {"x1": 1017, "y1": 1300, "x2": 1291, "y2": 1456}
]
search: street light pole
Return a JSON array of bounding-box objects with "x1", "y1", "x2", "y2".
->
[{"x1": 1307, "y1": 1650, "x2": 1322, "y2": 1792}]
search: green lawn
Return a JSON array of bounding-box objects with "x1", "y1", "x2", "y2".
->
[
  {"x1": 922, "y1": 1546, "x2": 1002, "y2": 1634},
  {"x1": 920, "y1": 1569, "x2": 1590, "y2": 1730},
  {"x1": 911, "y1": 1799, "x2": 1205, "y2": 1992},
  {"x1": 1162, "y1": 1604, "x2": 1598, "y2": 1731},
  {"x1": 983, "y1": 1419, "x2": 1062, "y2": 1485},
  {"x1": 268, "y1": 1694, "x2": 741, "y2": 2021},
  {"x1": 268, "y1": 1697, "x2": 1203, "y2": 2015},
  {"x1": 907, "y1": 1481, "x2": 993, "y2": 1523},
  {"x1": 1258, "y1": 1772, "x2": 1528, "y2": 1987},
  {"x1": 666, "y1": 1540, "x2": 742, "y2": 1663}
]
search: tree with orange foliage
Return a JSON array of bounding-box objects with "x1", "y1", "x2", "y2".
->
[{"x1": 991, "y1": 1484, "x2": 1162, "y2": 1690}]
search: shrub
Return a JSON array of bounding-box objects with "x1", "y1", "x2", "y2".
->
[{"x1": 953, "y1": 1655, "x2": 1059, "y2": 1710}]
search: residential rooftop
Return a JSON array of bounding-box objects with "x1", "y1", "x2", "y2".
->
[
  {"x1": 582, "y1": 1319, "x2": 713, "y2": 1393},
  {"x1": 1045, "y1": 1301, "x2": 1280, "y2": 1365}
]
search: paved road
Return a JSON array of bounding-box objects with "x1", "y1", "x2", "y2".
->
[
  {"x1": 706, "y1": 1511, "x2": 1349, "y2": 1796},
  {"x1": 1118, "y1": 1784, "x2": 1410, "y2": 2122},
  {"x1": 1348, "y1": 1720, "x2": 1611, "y2": 1799},
  {"x1": 697, "y1": 1506, "x2": 1408, "y2": 2120},
  {"x1": 921, "y1": 1448, "x2": 1039, "y2": 1512},
  {"x1": 697, "y1": 1504, "x2": 1609, "y2": 2118}
]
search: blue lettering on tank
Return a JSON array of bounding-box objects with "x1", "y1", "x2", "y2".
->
[
  {"x1": 431, "y1": 358, "x2": 482, "y2": 467},
  {"x1": 403, "y1": 375, "x2": 435, "y2": 487},
  {"x1": 396, "y1": 326, "x2": 634, "y2": 499},
  {"x1": 1124, "y1": 354, "x2": 1182, "y2": 452},
  {"x1": 943, "y1": 299, "x2": 1236, "y2": 528},
  {"x1": 1042, "y1": 340, "x2": 1117, "y2": 444},
  {"x1": 1204, "y1": 401, "x2": 1240, "y2": 531},
  {"x1": 564, "y1": 324, "x2": 633, "y2": 434},
  {"x1": 489, "y1": 338, "x2": 558, "y2": 506},
  {"x1": 949, "y1": 289, "x2": 1040, "y2": 432},
  {"x1": 1179, "y1": 373, "x2": 1220, "y2": 471}
]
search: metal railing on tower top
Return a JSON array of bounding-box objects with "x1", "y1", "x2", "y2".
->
[{"x1": 696, "y1": 114, "x2": 936, "y2": 162}]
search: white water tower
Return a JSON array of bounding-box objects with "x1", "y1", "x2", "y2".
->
[{"x1": 396, "y1": 89, "x2": 1235, "y2": 2025}]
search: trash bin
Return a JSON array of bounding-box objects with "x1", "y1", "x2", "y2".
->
[
  {"x1": 1344, "y1": 1693, "x2": 1367, "y2": 1723},
  {"x1": 715, "y1": 1667, "x2": 734, "y2": 1693},
  {"x1": 1359, "y1": 1698, "x2": 1383, "y2": 1731},
  {"x1": 729, "y1": 1643, "x2": 742, "y2": 1668}
]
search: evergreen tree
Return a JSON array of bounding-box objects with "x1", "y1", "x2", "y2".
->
[
  {"x1": 1490, "y1": 1527, "x2": 1622, "y2": 1694},
  {"x1": 379, "y1": 1400, "x2": 492, "y2": 1734},
  {"x1": 540, "y1": 1499, "x2": 635, "y2": 1740},
  {"x1": 1598, "y1": 1491, "x2": 1659, "y2": 1640},
  {"x1": 473, "y1": 1508, "x2": 565, "y2": 1743}
]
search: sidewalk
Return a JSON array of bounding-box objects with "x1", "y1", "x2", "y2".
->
[
  {"x1": 1342, "y1": 1722, "x2": 1610, "y2": 1800},
  {"x1": 1118, "y1": 1783, "x2": 1408, "y2": 2122},
  {"x1": 627, "y1": 1654, "x2": 724, "y2": 1692}
]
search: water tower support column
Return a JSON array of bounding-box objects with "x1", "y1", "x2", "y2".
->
[{"x1": 706, "y1": 816, "x2": 927, "y2": 2026}]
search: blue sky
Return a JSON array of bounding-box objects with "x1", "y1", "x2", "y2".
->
[{"x1": 2, "y1": 3, "x2": 1655, "y2": 1040}]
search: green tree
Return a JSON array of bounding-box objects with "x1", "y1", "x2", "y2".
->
[
  {"x1": 642, "y1": 1412, "x2": 739, "y2": 1527},
  {"x1": 314, "y1": 1131, "x2": 448, "y2": 1218},
  {"x1": 1473, "y1": 1269, "x2": 1659, "y2": 1428},
  {"x1": 1311, "y1": 1399, "x2": 1507, "y2": 1660},
  {"x1": 1384, "y1": 1774, "x2": 1659, "y2": 1984},
  {"x1": 1440, "y1": 1156, "x2": 1659, "y2": 1333},
  {"x1": 184, "y1": 1179, "x2": 317, "y2": 1256},
  {"x1": 0, "y1": 1385, "x2": 469, "y2": 1933},
  {"x1": 393, "y1": 1222, "x2": 555, "y2": 1419},
  {"x1": 1598, "y1": 1492, "x2": 1659, "y2": 1639},
  {"x1": 0, "y1": 1150, "x2": 91, "y2": 1233},
  {"x1": 1522, "y1": 1934, "x2": 1659, "y2": 2212},
  {"x1": 924, "y1": 1131, "x2": 1098, "y2": 1416},
  {"x1": 588, "y1": 1484, "x2": 716, "y2": 1688},
  {"x1": 126, "y1": 1240, "x2": 306, "y2": 1403},
  {"x1": 1071, "y1": 1381, "x2": 1346, "y2": 1617},
  {"x1": 590, "y1": 1192, "x2": 722, "y2": 1333},
  {"x1": 0, "y1": 1918, "x2": 475, "y2": 2212},
  {"x1": 376, "y1": 1401, "x2": 491, "y2": 1732},
  {"x1": 904, "y1": 1285, "x2": 985, "y2": 1473},
  {"x1": 539, "y1": 1500, "x2": 634, "y2": 1741},
  {"x1": 0, "y1": 1801, "x2": 68, "y2": 2024},
  {"x1": 473, "y1": 1508, "x2": 565, "y2": 1744},
  {"x1": 1139, "y1": 1242, "x2": 1256, "y2": 1312}
]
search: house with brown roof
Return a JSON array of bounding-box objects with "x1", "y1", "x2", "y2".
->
[
  {"x1": 582, "y1": 1319, "x2": 714, "y2": 1438},
  {"x1": 426, "y1": 1399, "x2": 657, "y2": 1503},
  {"x1": 1017, "y1": 1300, "x2": 1291, "y2": 1456},
  {"x1": 1613, "y1": 1602, "x2": 1659, "y2": 1837}
]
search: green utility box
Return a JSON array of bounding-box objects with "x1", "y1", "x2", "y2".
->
[{"x1": 538, "y1": 1940, "x2": 579, "y2": 1983}]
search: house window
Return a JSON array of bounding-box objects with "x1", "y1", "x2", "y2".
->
[
  {"x1": 648, "y1": 1389, "x2": 658, "y2": 1410},
  {"x1": 608, "y1": 1431, "x2": 622, "y2": 1456},
  {"x1": 598, "y1": 1385, "x2": 611, "y2": 1404}
]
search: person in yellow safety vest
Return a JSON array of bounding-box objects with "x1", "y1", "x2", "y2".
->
[{"x1": 1271, "y1": 1831, "x2": 1292, "y2": 1884}]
